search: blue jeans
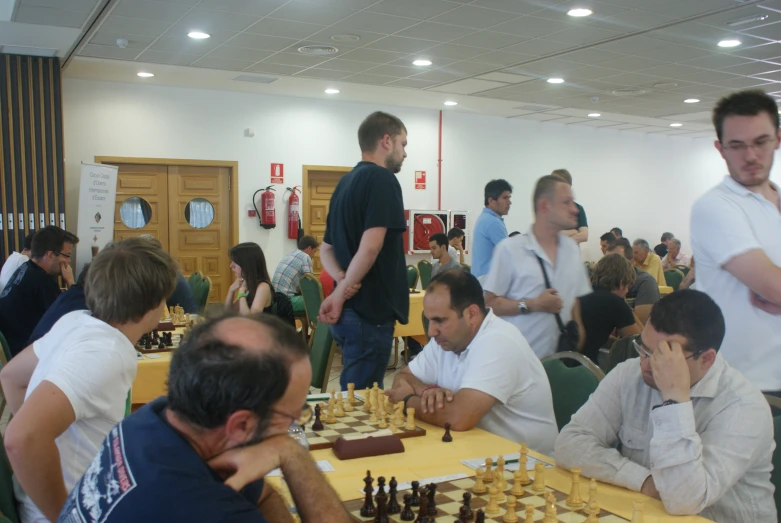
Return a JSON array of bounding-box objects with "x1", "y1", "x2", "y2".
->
[{"x1": 330, "y1": 308, "x2": 394, "y2": 391}]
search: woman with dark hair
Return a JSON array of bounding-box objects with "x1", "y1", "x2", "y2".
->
[{"x1": 224, "y1": 242, "x2": 274, "y2": 315}]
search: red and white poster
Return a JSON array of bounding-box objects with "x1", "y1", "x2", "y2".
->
[
  {"x1": 415, "y1": 170, "x2": 426, "y2": 190},
  {"x1": 271, "y1": 163, "x2": 284, "y2": 184}
]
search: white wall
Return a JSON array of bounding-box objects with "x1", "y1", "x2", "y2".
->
[{"x1": 63, "y1": 78, "x2": 779, "y2": 271}]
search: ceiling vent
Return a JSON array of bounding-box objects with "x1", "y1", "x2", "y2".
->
[
  {"x1": 232, "y1": 74, "x2": 278, "y2": 84},
  {"x1": 612, "y1": 87, "x2": 649, "y2": 96},
  {"x1": 331, "y1": 34, "x2": 360, "y2": 42},
  {"x1": 513, "y1": 103, "x2": 558, "y2": 112},
  {"x1": 298, "y1": 45, "x2": 339, "y2": 55}
]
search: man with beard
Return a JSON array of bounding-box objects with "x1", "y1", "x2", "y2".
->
[
  {"x1": 483, "y1": 175, "x2": 591, "y2": 359},
  {"x1": 691, "y1": 90, "x2": 781, "y2": 400},
  {"x1": 58, "y1": 314, "x2": 349, "y2": 523},
  {"x1": 318, "y1": 111, "x2": 409, "y2": 390}
]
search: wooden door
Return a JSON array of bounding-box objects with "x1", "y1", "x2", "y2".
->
[
  {"x1": 303, "y1": 167, "x2": 351, "y2": 274},
  {"x1": 167, "y1": 165, "x2": 231, "y2": 303},
  {"x1": 112, "y1": 164, "x2": 169, "y2": 246}
]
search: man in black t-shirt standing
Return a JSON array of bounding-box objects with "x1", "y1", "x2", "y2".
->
[
  {"x1": 551, "y1": 169, "x2": 589, "y2": 244},
  {"x1": 319, "y1": 111, "x2": 409, "y2": 390},
  {"x1": 0, "y1": 226, "x2": 78, "y2": 357}
]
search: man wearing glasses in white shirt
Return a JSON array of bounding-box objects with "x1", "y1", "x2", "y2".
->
[{"x1": 555, "y1": 290, "x2": 775, "y2": 523}]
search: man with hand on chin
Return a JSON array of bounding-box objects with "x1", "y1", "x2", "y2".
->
[{"x1": 555, "y1": 290, "x2": 775, "y2": 522}]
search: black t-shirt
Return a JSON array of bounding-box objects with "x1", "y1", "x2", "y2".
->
[
  {"x1": 654, "y1": 243, "x2": 668, "y2": 258},
  {"x1": 578, "y1": 290, "x2": 635, "y2": 362},
  {"x1": 323, "y1": 161, "x2": 408, "y2": 325},
  {"x1": 575, "y1": 202, "x2": 588, "y2": 229},
  {"x1": 0, "y1": 260, "x2": 60, "y2": 356}
]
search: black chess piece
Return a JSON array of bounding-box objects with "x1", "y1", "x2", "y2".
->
[
  {"x1": 158, "y1": 339, "x2": 166, "y2": 349},
  {"x1": 374, "y1": 491, "x2": 389, "y2": 523},
  {"x1": 410, "y1": 481, "x2": 420, "y2": 507},
  {"x1": 400, "y1": 494, "x2": 415, "y2": 521},
  {"x1": 426, "y1": 483, "x2": 437, "y2": 516},
  {"x1": 458, "y1": 505, "x2": 472, "y2": 523},
  {"x1": 152, "y1": 330, "x2": 159, "y2": 342},
  {"x1": 442, "y1": 422, "x2": 453, "y2": 442},
  {"x1": 145, "y1": 339, "x2": 152, "y2": 350},
  {"x1": 312, "y1": 404, "x2": 324, "y2": 431},
  {"x1": 415, "y1": 492, "x2": 429, "y2": 523},
  {"x1": 462, "y1": 492, "x2": 473, "y2": 519},
  {"x1": 164, "y1": 332, "x2": 172, "y2": 346},
  {"x1": 377, "y1": 476, "x2": 386, "y2": 498},
  {"x1": 361, "y1": 471, "x2": 376, "y2": 518},
  {"x1": 387, "y1": 477, "x2": 400, "y2": 514},
  {"x1": 474, "y1": 509, "x2": 485, "y2": 523}
]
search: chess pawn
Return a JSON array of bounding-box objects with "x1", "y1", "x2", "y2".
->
[
  {"x1": 390, "y1": 419, "x2": 399, "y2": 433},
  {"x1": 531, "y1": 462, "x2": 545, "y2": 492},
  {"x1": 379, "y1": 412, "x2": 388, "y2": 429},
  {"x1": 473, "y1": 468, "x2": 487, "y2": 494},
  {"x1": 511, "y1": 470, "x2": 524, "y2": 497},
  {"x1": 326, "y1": 398, "x2": 337, "y2": 423},
  {"x1": 370, "y1": 403, "x2": 379, "y2": 422},
  {"x1": 344, "y1": 396, "x2": 355, "y2": 413},
  {"x1": 524, "y1": 505, "x2": 534, "y2": 523},
  {"x1": 502, "y1": 495, "x2": 518, "y2": 523},
  {"x1": 494, "y1": 481, "x2": 506, "y2": 503},
  {"x1": 483, "y1": 457, "x2": 494, "y2": 484},
  {"x1": 496, "y1": 456, "x2": 507, "y2": 490},
  {"x1": 485, "y1": 487, "x2": 500, "y2": 514},
  {"x1": 588, "y1": 478, "x2": 597, "y2": 506},
  {"x1": 335, "y1": 394, "x2": 346, "y2": 418},
  {"x1": 631, "y1": 500, "x2": 644, "y2": 523},
  {"x1": 585, "y1": 501, "x2": 599, "y2": 523},
  {"x1": 330, "y1": 388, "x2": 337, "y2": 402},
  {"x1": 395, "y1": 403, "x2": 405, "y2": 427},
  {"x1": 566, "y1": 467, "x2": 584, "y2": 507},
  {"x1": 405, "y1": 408, "x2": 416, "y2": 430},
  {"x1": 347, "y1": 383, "x2": 356, "y2": 404}
]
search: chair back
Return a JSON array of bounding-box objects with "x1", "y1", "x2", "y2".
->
[
  {"x1": 0, "y1": 431, "x2": 20, "y2": 523},
  {"x1": 309, "y1": 321, "x2": 336, "y2": 392},
  {"x1": 664, "y1": 269, "x2": 684, "y2": 290},
  {"x1": 0, "y1": 330, "x2": 10, "y2": 365},
  {"x1": 191, "y1": 276, "x2": 211, "y2": 314},
  {"x1": 771, "y1": 408, "x2": 781, "y2": 517},
  {"x1": 606, "y1": 334, "x2": 640, "y2": 374},
  {"x1": 0, "y1": 360, "x2": 6, "y2": 421},
  {"x1": 407, "y1": 265, "x2": 420, "y2": 291},
  {"x1": 542, "y1": 352, "x2": 603, "y2": 430},
  {"x1": 460, "y1": 263, "x2": 471, "y2": 274},
  {"x1": 676, "y1": 265, "x2": 690, "y2": 276},
  {"x1": 187, "y1": 270, "x2": 203, "y2": 289},
  {"x1": 416, "y1": 260, "x2": 432, "y2": 289},
  {"x1": 299, "y1": 273, "x2": 324, "y2": 331}
]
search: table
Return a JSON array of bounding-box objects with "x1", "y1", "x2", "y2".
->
[
  {"x1": 394, "y1": 292, "x2": 426, "y2": 345},
  {"x1": 659, "y1": 286, "x2": 673, "y2": 296},
  {"x1": 270, "y1": 417, "x2": 710, "y2": 523}
]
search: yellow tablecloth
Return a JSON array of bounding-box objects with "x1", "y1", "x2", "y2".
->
[
  {"x1": 659, "y1": 286, "x2": 673, "y2": 296},
  {"x1": 394, "y1": 292, "x2": 425, "y2": 343}
]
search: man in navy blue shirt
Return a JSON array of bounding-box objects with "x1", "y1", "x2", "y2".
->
[
  {"x1": 28, "y1": 264, "x2": 90, "y2": 345},
  {"x1": 58, "y1": 313, "x2": 349, "y2": 523}
]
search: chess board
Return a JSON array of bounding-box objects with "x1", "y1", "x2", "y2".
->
[
  {"x1": 304, "y1": 400, "x2": 427, "y2": 451},
  {"x1": 344, "y1": 471, "x2": 629, "y2": 523}
]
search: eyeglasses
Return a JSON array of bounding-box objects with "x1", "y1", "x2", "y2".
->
[
  {"x1": 273, "y1": 402, "x2": 313, "y2": 427},
  {"x1": 632, "y1": 338, "x2": 704, "y2": 360},
  {"x1": 721, "y1": 136, "x2": 777, "y2": 154},
  {"x1": 54, "y1": 251, "x2": 71, "y2": 259}
]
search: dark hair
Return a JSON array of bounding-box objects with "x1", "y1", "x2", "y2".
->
[
  {"x1": 606, "y1": 238, "x2": 633, "y2": 261},
  {"x1": 484, "y1": 179, "x2": 513, "y2": 207},
  {"x1": 600, "y1": 232, "x2": 616, "y2": 243},
  {"x1": 551, "y1": 169, "x2": 572, "y2": 185},
  {"x1": 532, "y1": 175, "x2": 564, "y2": 214},
  {"x1": 712, "y1": 89, "x2": 780, "y2": 142},
  {"x1": 633, "y1": 239, "x2": 650, "y2": 251},
  {"x1": 648, "y1": 290, "x2": 725, "y2": 355},
  {"x1": 661, "y1": 232, "x2": 674, "y2": 242},
  {"x1": 429, "y1": 233, "x2": 448, "y2": 247},
  {"x1": 30, "y1": 226, "x2": 79, "y2": 258},
  {"x1": 167, "y1": 313, "x2": 308, "y2": 429},
  {"x1": 509, "y1": 231, "x2": 521, "y2": 237},
  {"x1": 358, "y1": 111, "x2": 406, "y2": 153},
  {"x1": 76, "y1": 263, "x2": 90, "y2": 287},
  {"x1": 298, "y1": 235, "x2": 318, "y2": 251},
  {"x1": 428, "y1": 270, "x2": 486, "y2": 316},
  {"x1": 447, "y1": 228, "x2": 464, "y2": 241},
  {"x1": 229, "y1": 242, "x2": 274, "y2": 305},
  {"x1": 611, "y1": 227, "x2": 623, "y2": 237},
  {"x1": 22, "y1": 232, "x2": 34, "y2": 251}
]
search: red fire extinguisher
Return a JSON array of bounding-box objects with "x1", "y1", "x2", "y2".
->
[
  {"x1": 253, "y1": 186, "x2": 276, "y2": 229},
  {"x1": 287, "y1": 186, "x2": 301, "y2": 240}
]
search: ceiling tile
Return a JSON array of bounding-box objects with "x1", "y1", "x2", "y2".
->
[
  {"x1": 14, "y1": 5, "x2": 89, "y2": 28},
  {"x1": 395, "y1": 22, "x2": 477, "y2": 42},
  {"x1": 679, "y1": 70, "x2": 739, "y2": 84},
  {"x1": 477, "y1": 71, "x2": 534, "y2": 83},
  {"x1": 245, "y1": 19, "x2": 325, "y2": 40},
  {"x1": 205, "y1": 45, "x2": 274, "y2": 62},
  {"x1": 136, "y1": 49, "x2": 200, "y2": 65},
  {"x1": 311, "y1": 59, "x2": 376, "y2": 73},
  {"x1": 633, "y1": 44, "x2": 712, "y2": 62},
  {"x1": 364, "y1": 64, "x2": 420, "y2": 77},
  {"x1": 598, "y1": 56, "x2": 668, "y2": 73},
  {"x1": 755, "y1": 70, "x2": 781, "y2": 82},
  {"x1": 147, "y1": 36, "x2": 222, "y2": 54},
  {"x1": 332, "y1": 11, "x2": 419, "y2": 34},
  {"x1": 608, "y1": 123, "x2": 645, "y2": 130},
  {"x1": 646, "y1": 22, "x2": 749, "y2": 50},
  {"x1": 678, "y1": 53, "x2": 750, "y2": 70},
  {"x1": 269, "y1": 1, "x2": 357, "y2": 25},
  {"x1": 245, "y1": 62, "x2": 305, "y2": 75},
  {"x1": 436, "y1": 61, "x2": 495, "y2": 76},
  {"x1": 738, "y1": 21, "x2": 781, "y2": 41},
  {"x1": 513, "y1": 113, "x2": 566, "y2": 121},
  {"x1": 279, "y1": 39, "x2": 357, "y2": 55},
  {"x1": 366, "y1": 0, "x2": 460, "y2": 20},
  {"x1": 89, "y1": 31, "x2": 156, "y2": 49},
  {"x1": 430, "y1": 6, "x2": 520, "y2": 29},
  {"x1": 429, "y1": 77, "x2": 508, "y2": 93},
  {"x1": 111, "y1": 0, "x2": 190, "y2": 22},
  {"x1": 341, "y1": 72, "x2": 397, "y2": 84},
  {"x1": 338, "y1": 47, "x2": 407, "y2": 62},
  {"x1": 723, "y1": 61, "x2": 781, "y2": 77},
  {"x1": 551, "y1": 117, "x2": 589, "y2": 124},
  {"x1": 306, "y1": 27, "x2": 385, "y2": 46},
  {"x1": 367, "y1": 36, "x2": 438, "y2": 54},
  {"x1": 585, "y1": 9, "x2": 675, "y2": 32},
  {"x1": 594, "y1": 35, "x2": 668, "y2": 55},
  {"x1": 310, "y1": 0, "x2": 380, "y2": 7},
  {"x1": 197, "y1": 0, "x2": 286, "y2": 16},
  {"x1": 448, "y1": 31, "x2": 528, "y2": 50},
  {"x1": 78, "y1": 44, "x2": 140, "y2": 60},
  {"x1": 563, "y1": 65, "x2": 626, "y2": 82},
  {"x1": 735, "y1": 43, "x2": 781, "y2": 61},
  {"x1": 165, "y1": 8, "x2": 261, "y2": 35},
  {"x1": 22, "y1": 0, "x2": 99, "y2": 10},
  {"x1": 468, "y1": 0, "x2": 539, "y2": 15},
  {"x1": 471, "y1": 49, "x2": 534, "y2": 66},
  {"x1": 226, "y1": 33, "x2": 298, "y2": 52},
  {"x1": 192, "y1": 56, "x2": 256, "y2": 70},
  {"x1": 697, "y1": 5, "x2": 779, "y2": 30},
  {"x1": 505, "y1": 57, "x2": 580, "y2": 77},
  {"x1": 386, "y1": 78, "x2": 442, "y2": 88},
  {"x1": 557, "y1": 47, "x2": 627, "y2": 65},
  {"x1": 492, "y1": 16, "x2": 574, "y2": 38},
  {"x1": 424, "y1": 43, "x2": 488, "y2": 60},
  {"x1": 296, "y1": 69, "x2": 352, "y2": 80},
  {"x1": 263, "y1": 52, "x2": 329, "y2": 67},
  {"x1": 408, "y1": 69, "x2": 463, "y2": 83},
  {"x1": 545, "y1": 25, "x2": 624, "y2": 46},
  {"x1": 639, "y1": 0, "x2": 737, "y2": 18},
  {"x1": 99, "y1": 16, "x2": 172, "y2": 38},
  {"x1": 710, "y1": 76, "x2": 774, "y2": 89},
  {"x1": 573, "y1": 119, "x2": 619, "y2": 127},
  {"x1": 502, "y1": 38, "x2": 575, "y2": 57},
  {"x1": 641, "y1": 63, "x2": 709, "y2": 79}
]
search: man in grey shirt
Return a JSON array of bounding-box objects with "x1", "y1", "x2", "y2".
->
[
  {"x1": 555, "y1": 290, "x2": 775, "y2": 523},
  {"x1": 606, "y1": 239, "x2": 659, "y2": 324},
  {"x1": 429, "y1": 233, "x2": 461, "y2": 278}
]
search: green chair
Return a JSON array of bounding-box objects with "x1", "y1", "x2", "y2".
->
[
  {"x1": 417, "y1": 260, "x2": 432, "y2": 290},
  {"x1": 187, "y1": 270, "x2": 203, "y2": 291},
  {"x1": 542, "y1": 352, "x2": 604, "y2": 431},
  {"x1": 676, "y1": 265, "x2": 690, "y2": 276},
  {"x1": 191, "y1": 276, "x2": 212, "y2": 314},
  {"x1": 766, "y1": 394, "x2": 781, "y2": 516},
  {"x1": 0, "y1": 431, "x2": 20, "y2": 523},
  {"x1": 0, "y1": 330, "x2": 11, "y2": 365},
  {"x1": 664, "y1": 269, "x2": 684, "y2": 291},
  {"x1": 1, "y1": 515, "x2": 14, "y2": 523},
  {"x1": 309, "y1": 320, "x2": 337, "y2": 393},
  {"x1": 606, "y1": 334, "x2": 640, "y2": 374},
  {"x1": 461, "y1": 263, "x2": 471, "y2": 274},
  {"x1": 299, "y1": 273, "x2": 324, "y2": 343},
  {"x1": 407, "y1": 265, "x2": 420, "y2": 291}
]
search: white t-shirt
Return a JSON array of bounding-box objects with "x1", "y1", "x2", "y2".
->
[
  {"x1": 483, "y1": 227, "x2": 591, "y2": 359},
  {"x1": 13, "y1": 310, "x2": 138, "y2": 523},
  {"x1": 691, "y1": 176, "x2": 781, "y2": 391},
  {"x1": 448, "y1": 245, "x2": 459, "y2": 261},
  {"x1": 408, "y1": 310, "x2": 558, "y2": 454},
  {"x1": 0, "y1": 251, "x2": 28, "y2": 294}
]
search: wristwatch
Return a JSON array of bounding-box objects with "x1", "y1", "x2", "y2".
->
[
  {"x1": 652, "y1": 399, "x2": 679, "y2": 410},
  {"x1": 517, "y1": 301, "x2": 529, "y2": 315}
]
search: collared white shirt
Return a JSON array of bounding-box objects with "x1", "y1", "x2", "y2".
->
[
  {"x1": 0, "y1": 251, "x2": 28, "y2": 294},
  {"x1": 555, "y1": 355, "x2": 776, "y2": 523},
  {"x1": 691, "y1": 175, "x2": 781, "y2": 391},
  {"x1": 408, "y1": 309, "x2": 558, "y2": 454},
  {"x1": 482, "y1": 226, "x2": 591, "y2": 358}
]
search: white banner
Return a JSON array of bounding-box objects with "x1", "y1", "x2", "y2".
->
[{"x1": 75, "y1": 162, "x2": 118, "y2": 277}]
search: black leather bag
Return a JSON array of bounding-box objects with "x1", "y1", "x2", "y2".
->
[{"x1": 535, "y1": 255, "x2": 579, "y2": 353}]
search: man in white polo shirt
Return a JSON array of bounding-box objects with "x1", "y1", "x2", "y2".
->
[
  {"x1": 691, "y1": 89, "x2": 781, "y2": 398},
  {"x1": 385, "y1": 270, "x2": 558, "y2": 454},
  {"x1": 483, "y1": 175, "x2": 591, "y2": 359}
]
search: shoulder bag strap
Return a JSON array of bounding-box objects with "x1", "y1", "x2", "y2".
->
[{"x1": 534, "y1": 254, "x2": 566, "y2": 332}]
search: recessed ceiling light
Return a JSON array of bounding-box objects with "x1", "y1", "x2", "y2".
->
[
  {"x1": 725, "y1": 14, "x2": 769, "y2": 27},
  {"x1": 137, "y1": 72, "x2": 154, "y2": 78},
  {"x1": 324, "y1": 88, "x2": 340, "y2": 94},
  {"x1": 588, "y1": 113, "x2": 600, "y2": 117},
  {"x1": 684, "y1": 98, "x2": 700, "y2": 103},
  {"x1": 444, "y1": 101, "x2": 458, "y2": 106},
  {"x1": 718, "y1": 39, "x2": 741, "y2": 47},
  {"x1": 547, "y1": 77, "x2": 565, "y2": 84},
  {"x1": 330, "y1": 34, "x2": 360, "y2": 42},
  {"x1": 567, "y1": 8, "x2": 593, "y2": 17},
  {"x1": 188, "y1": 31, "x2": 210, "y2": 39},
  {"x1": 670, "y1": 123, "x2": 683, "y2": 127},
  {"x1": 653, "y1": 82, "x2": 678, "y2": 89},
  {"x1": 413, "y1": 59, "x2": 432, "y2": 66}
]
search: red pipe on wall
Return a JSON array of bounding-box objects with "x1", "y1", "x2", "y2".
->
[{"x1": 438, "y1": 110, "x2": 443, "y2": 210}]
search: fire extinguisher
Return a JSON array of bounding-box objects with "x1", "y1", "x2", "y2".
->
[
  {"x1": 286, "y1": 186, "x2": 301, "y2": 240},
  {"x1": 252, "y1": 186, "x2": 276, "y2": 229}
]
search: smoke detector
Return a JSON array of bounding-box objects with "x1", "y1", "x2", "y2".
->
[
  {"x1": 116, "y1": 38, "x2": 128, "y2": 48},
  {"x1": 298, "y1": 45, "x2": 339, "y2": 56}
]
